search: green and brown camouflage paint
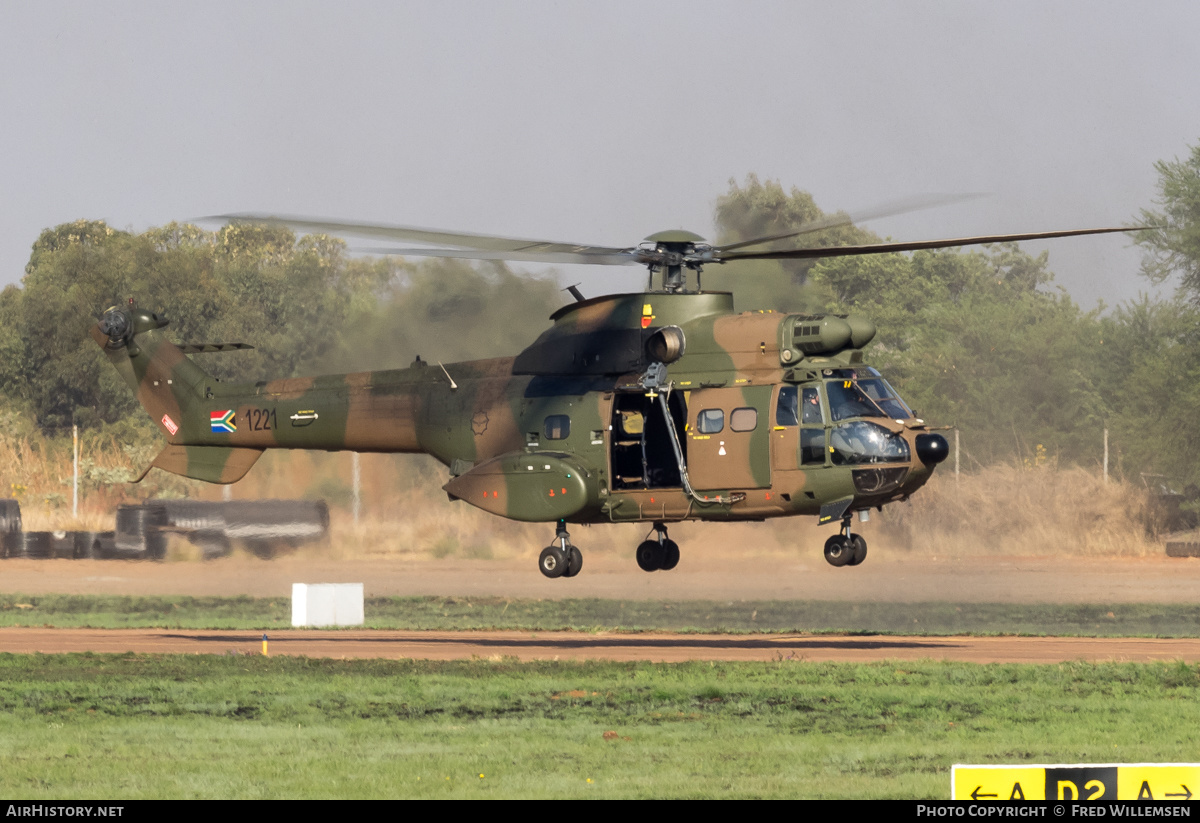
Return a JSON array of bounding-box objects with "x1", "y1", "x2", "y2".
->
[{"x1": 94, "y1": 293, "x2": 942, "y2": 527}]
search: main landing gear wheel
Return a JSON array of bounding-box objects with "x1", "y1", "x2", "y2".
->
[
  {"x1": 848, "y1": 534, "x2": 868, "y2": 566},
  {"x1": 539, "y1": 521, "x2": 582, "y2": 579},
  {"x1": 823, "y1": 535, "x2": 853, "y2": 567},
  {"x1": 636, "y1": 540, "x2": 663, "y2": 572},
  {"x1": 539, "y1": 545, "x2": 567, "y2": 578},
  {"x1": 636, "y1": 522, "x2": 680, "y2": 572},
  {"x1": 564, "y1": 546, "x2": 583, "y2": 577},
  {"x1": 660, "y1": 539, "x2": 680, "y2": 571}
]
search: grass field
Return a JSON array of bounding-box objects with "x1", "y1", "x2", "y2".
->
[
  {"x1": 2, "y1": 590, "x2": 1196, "y2": 799},
  {"x1": 2, "y1": 594, "x2": 1200, "y2": 636},
  {"x1": 1, "y1": 655, "x2": 1197, "y2": 799}
]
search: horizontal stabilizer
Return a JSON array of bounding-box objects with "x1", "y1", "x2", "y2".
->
[
  {"x1": 176, "y1": 343, "x2": 255, "y2": 354},
  {"x1": 134, "y1": 444, "x2": 264, "y2": 485}
]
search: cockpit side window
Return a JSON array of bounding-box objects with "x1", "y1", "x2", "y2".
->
[
  {"x1": 801, "y1": 387, "x2": 823, "y2": 425},
  {"x1": 778, "y1": 385, "x2": 825, "y2": 426},
  {"x1": 776, "y1": 386, "x2": 798, "y2": 426}
]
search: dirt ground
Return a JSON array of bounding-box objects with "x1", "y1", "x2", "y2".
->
[
  {"x1": 2, "y1": 627, "x2": 1200, "y2": 664},
  {"x1": 2, "y1": 552, "x2": 1199, "y2": 663},
  {"x1": 2, "y1": 553, "x2": 1199, "y2": 603}
]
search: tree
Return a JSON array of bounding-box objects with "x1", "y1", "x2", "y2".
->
[
  {"x1": 11, "y1": 220, "x2": 366, "y2": 430},
  {"x1": 711, "y1": 177, "x2": 1113, "y2": 465},
  {"x1": 1095, "y1": 297, "x2": 1200, "y2": 485},
  {"x1": 1136, "y1": 140, "x2": 1200, "y2": 299},
  {"x1": 314, "y1": 257, "x2": 563, "y2": 374},
  {"x1": 707, "y1": 175, "x2": 878, "y2": 312}
]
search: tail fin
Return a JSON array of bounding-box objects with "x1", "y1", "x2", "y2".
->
[
  {"x1": 92, "y1": 306, "x2": 214, "y2": 443},
  {"x1": 94, "y1": 306, "x2": 267, "y2": 484}
]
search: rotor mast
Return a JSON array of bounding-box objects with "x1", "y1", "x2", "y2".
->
[{"x1": 642, "y1": 229, "x2": 710, "y2": 293}]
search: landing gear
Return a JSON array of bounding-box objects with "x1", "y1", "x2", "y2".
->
[
  {"x1": 636, "y1": 541, "x2": 661, "y2": 572},
  {"x1": 636, "y1": 522, "x2": 680, "y2": 572},
  {"x1": 848, "y1": 534, "x2": 867, "y2": 566},
  {"x1": 539, "y1": 521, "x2": 583, "y2": 579},
  {"x1": 539, "y1": 545, "x2": 567, "y2": 578},
  {"x1": 824, "y1": 516, "x2": 868, "y2": 568},
  {"x1": 565, "y1": 546, "x2": 583, "y2": 577}
]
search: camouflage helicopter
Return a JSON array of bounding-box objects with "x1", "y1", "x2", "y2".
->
[{"x1": 92, "y1": 211, "x2": 1137, "y2": 578}]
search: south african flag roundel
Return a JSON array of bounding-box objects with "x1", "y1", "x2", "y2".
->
[{"x1": 210, "y1": 409, "x2": 236, "y2": 433}]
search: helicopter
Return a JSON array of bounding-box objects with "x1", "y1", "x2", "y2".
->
[{"x1": 92, "y1": 210, "x2": 1139, "y2": 578}]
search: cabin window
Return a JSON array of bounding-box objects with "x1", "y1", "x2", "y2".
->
[
  {"x1": 544, "y1": 414, "x2": 571, "y2": 440},
  {"x1": 730, "y1": 407, "x2": 757, "y2": 432},
  {"x1": 697, "y1": 409, "x2": 724, "y2": 434}
]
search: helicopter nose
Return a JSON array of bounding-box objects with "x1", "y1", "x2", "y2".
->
[{"x1": 915, "y1": 433, "x2": 949, "y2": 465}]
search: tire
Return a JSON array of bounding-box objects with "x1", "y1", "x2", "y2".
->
[
  {"x1": 246, "y1": 540, "x2": 277, "y2": 560},
  {"x1": 51, "y1": 531, "x2": 76, "y2": 559},
  {"x1": 636, "y1": 540, "x2": 663, "y2": 572},
  {"x1": 563, "y1": 546, "x2": 583, "y2": 578},
  {"x1": 660, "y1": 539, "x2": 680, "y2": 571},
  {"x1": 1, "y1": 531, "x2": 21, "y2": 558},
  {"x1": 145, "y1": 531, "x2": 167, "y2": 561},
  {"x1": 848, "y1": 534, "x2": 868, "y2": 566},
  {"x1": 823, "y1": 535, "x2": 853, "y2": 567},
  {"x1": 92, "y1": 534, "x2": 116, "y2": 559},
  {"x1": 539, "y1": 545, "x2": 567, "y2": 578},
  {"x1": 195, "y1": 534, "x2": 232, "y2": 560},
  {"x1": 73, "y1": 532, "x2": 98, "y2": 559},
  {"x1": 9, "y1": 532, "x2": 54, "y2": 559}
]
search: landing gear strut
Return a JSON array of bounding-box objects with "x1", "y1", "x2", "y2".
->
[
  {"x1": 824, "y1": 515, "x2": 867, "y2": 567},
  {"x1": 636, "y1": 521, "x2": 680, "y2": 572},
  {"x1": 539, "y1": 521, "x2": 583, "y2": 579}
]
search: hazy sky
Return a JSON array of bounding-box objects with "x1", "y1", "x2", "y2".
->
[{"x1": 2, "y1": 1, "x2": 1197, "y2": 308}]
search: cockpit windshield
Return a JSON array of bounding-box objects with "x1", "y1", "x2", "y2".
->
[{"x1": 824, "y1": 368, "x2": 913, "y2": 422}]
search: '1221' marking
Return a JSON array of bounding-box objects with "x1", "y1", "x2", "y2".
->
[{"x1": 246, "y1": 408, "x2": 276, "y2": 431}]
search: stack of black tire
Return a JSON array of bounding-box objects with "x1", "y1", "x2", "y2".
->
[
  {"x1": 1, "y1": 500, "x2": 107, "y2": 558},
  {"x1": 0, "y1": 498, "x2": 329, "y2": 561}
]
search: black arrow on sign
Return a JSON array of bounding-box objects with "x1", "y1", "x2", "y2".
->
[
  {"x1": 971, "y1": 786, "x2": 998, "y2": 800},
  {"x1": 1166, "y1": 785, "x2": 1192, "y2": 800}
]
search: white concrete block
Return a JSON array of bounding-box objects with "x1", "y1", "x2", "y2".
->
[{"x1": 291, "y1": 583, "x2": 364, "y2": 627}]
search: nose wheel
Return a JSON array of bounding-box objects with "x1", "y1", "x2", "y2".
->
[
  {"x1": 539, "y1": 522, "x2": 583, "y2": 579},
  {"x1": 824, "y1": 517, "x2": 867, "y2": 567},
  {"x1": 636, "y1": 522, "x2": 680, "y2": 572}
]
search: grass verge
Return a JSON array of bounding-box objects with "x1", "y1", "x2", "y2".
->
[
  {"x1": 1, "y1": 655, "x2": 1197, "y2": 799},
  {"x1": 1, "y1": 594, "x2": 1199, "y2": 636}
]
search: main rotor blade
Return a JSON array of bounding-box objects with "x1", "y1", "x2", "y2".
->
[
  {"x1": 352, "y1": 246, "x2": 643, "y2": 266},
  {"x1": 716, "y1": 193, "x2": 986, "y2": 253},
  {"x1": 716, "y1": 226, "x2": 1144, "y2": 262},
  {"x1": 207, "y1": 213, "x2": 632, "y2": 257}
]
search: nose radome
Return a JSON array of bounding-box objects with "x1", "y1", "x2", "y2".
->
[{"x1": 915, "y1": 433, "x2": 949, "y2": 465}]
